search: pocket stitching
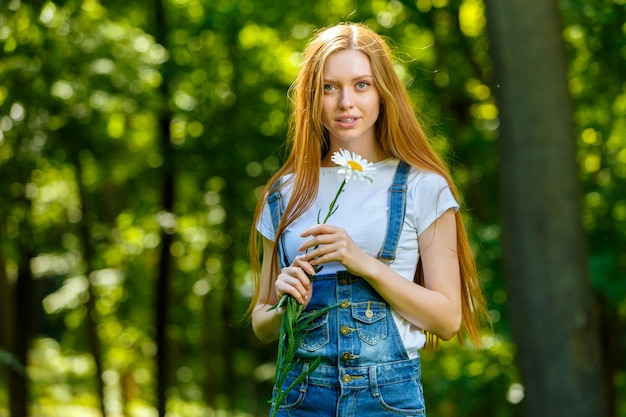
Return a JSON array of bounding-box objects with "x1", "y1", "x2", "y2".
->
[
  {"x1": 299, "y1": 311, "x2": 330, "y2": 351},
  {"x1": 351, "y1": 302, "x2": 388, "y2": 345}
]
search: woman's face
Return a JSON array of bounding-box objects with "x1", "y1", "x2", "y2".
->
[{"x1": 321, "y1": 49, "x2": 381, "y2": 151}]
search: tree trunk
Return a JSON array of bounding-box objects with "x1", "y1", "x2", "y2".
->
[
  {"x1": 219, "y1": 202, "x2": 237, "y2": 410},
  {"x1": 0, "y1": 227, "x2": 13, "y2": 371},
  {"x1": 74, "y1": 155, "x2": 107, "y2": 417},
  {"x1": 9, "y1": 240, "x2": 34, "y2": 417},
  {"x1": 215, "y1": 14, "x2": 244, "y2": 411},
  {"x1": 484, "y1": 1, "x2": 608, "y2": 416},
  {"x1": 153, "y1": 1, "x2": 175, "y2": 415},
  {"x1": 0, "y1": 231, "x2": 17, "y2": 414},
  {"x1": 155, "y1": 172, "x2": 174, "y2": 417}
]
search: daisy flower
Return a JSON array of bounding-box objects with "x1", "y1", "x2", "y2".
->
[
  {"x1": 331, "y1": 149, "x2": 377, "y2": 183},
  {"x1": 317, "y1": 149, "x2": 378, "y2": 224}
]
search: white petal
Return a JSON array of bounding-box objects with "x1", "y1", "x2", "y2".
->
[{"x1": 331, "y1": 151, "x2": 347, "y2": 166}]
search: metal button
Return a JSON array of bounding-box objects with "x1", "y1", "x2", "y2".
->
[
  {"x1": 342, "y1": 374, "x2": 363, "y2": 383},
  {"x1": 341, "y1": 352, "x2": 353, "y2": 361},
  {"x1": 339, "y1": 278, "x2": 347, "y2": 285},
  {"x1": 340, "y1": 325, "x2": 352, "y2": 335},
  {"x1": 340, "y1": 300, "x2": 350, "y2": 309}
]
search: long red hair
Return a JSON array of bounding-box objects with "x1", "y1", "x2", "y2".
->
[{"x1": 248, "y1": 23, "x2": 488, "y2": 347}]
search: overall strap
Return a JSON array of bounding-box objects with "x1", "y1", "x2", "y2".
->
[
  {"x1": 267, "y1": 179, "x2": 291, "y2": 269},
  {"x1": 377, "y1": 161, "x2": 411, "y2": 262}
]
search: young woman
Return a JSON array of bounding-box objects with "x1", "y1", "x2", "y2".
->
[{"x1": 248, "y1": 22, "x2": 488, "y2": 416}]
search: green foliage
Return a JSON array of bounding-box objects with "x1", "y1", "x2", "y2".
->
[
  {"x1": 0, "y1": 0, "x2": 623, "y2": 416},
  {"x1": 562, "y1": 0, "x2": 626, "y2": 304},
  {"x1": 421, "y1": 336, "x2": 522, "y2": 417},
  {"x1": 268, "y1": 296, "x2": 337, "y2": 416}
]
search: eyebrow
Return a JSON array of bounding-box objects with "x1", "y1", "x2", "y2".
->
[{"x1": 323, "y1": 75, "x2": 374, "y2": 83}]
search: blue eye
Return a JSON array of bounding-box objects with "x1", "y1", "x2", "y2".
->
[
  {"x1": 356, "y1": 81, "x2": 369, "y2": 89},
  {"x1": 323, "y1": 84, "x2": 335, "y2": 91}
]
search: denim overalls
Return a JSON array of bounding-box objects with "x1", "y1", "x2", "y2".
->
[{"x1": 268, "y1": 161, "x2": 425, "y2": 417}]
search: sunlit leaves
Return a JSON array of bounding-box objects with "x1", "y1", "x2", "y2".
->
[
  {"x1": 415, "y1": 0, "x2": 449, "y2": 12},
  {"x1": 564, "y1": 1, "x2": 626, "y2": 310},
  {"x1": 29, "y1": 338, "x2": 98, "y2": 405},
  {"x1": 30, "y1": 162, "x2": 81, "y2": 227},
  {"x1": 112, "y1": 211, "x2": 161, "y2": 258},
  {"x1": 1, "y1": 0, "x2": 624, "y2": 415},
  {"x1": 459, "y1": 0, "x2": 486, "y2": 37},
  {"x1": 372, "y1": 0, "x2": 406, "y2": 28},
  {"x1": 42, "y1": 276, "x2": 89, "y2": 314},
  {"x1": 421, "y1": 336, "x2": 522, "y2": 415},
  {"x1": 239, "y1": 23, "x2": 300, "y2": 84}
]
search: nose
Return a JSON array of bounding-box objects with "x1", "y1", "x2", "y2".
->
[{"x1": 339, "y1": 89, "x2": 354, "y2": 109}]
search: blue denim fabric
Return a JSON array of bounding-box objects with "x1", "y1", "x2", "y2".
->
[
  {"x1": 267, "y1": 181, "x2": 291, "y2": 270},
  {"x1": 377, "y1": 161, "x2": 409, "y2": 262},
  {"x1": 268, "y1": 161, "x2": 425, "y2": 416},
  {"x1": 271, "y1": 272, "x2": 426, "y2": 417}
]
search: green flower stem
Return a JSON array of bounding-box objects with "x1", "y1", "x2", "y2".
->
[
  {"x1": 269, "y1": 172, "x2": 352, "y2": 414},
  {"x1": 318, "y1": 178, "x2": 347, "y2": 224},
  {"x1": 311, "y1": 178, "x2": 347, "y2": 272},
  {"x1": 268, "y1": 295, "x2": 338, "y2": 417}
]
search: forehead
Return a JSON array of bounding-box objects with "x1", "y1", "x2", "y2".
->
[{"x1": 323, "y1": 49, "x2": 373, "y2": 79}]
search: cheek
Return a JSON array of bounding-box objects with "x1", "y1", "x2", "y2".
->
[
  {"x1": 321, "y1": 98, "x2": 334, "y2": 126},
  {"x1": 369, "y1": 97, "x2": 381, "y2": 120}
]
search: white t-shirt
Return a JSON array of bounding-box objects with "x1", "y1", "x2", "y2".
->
[{"x1": 258, "y1": 158, "x2": 459, "y2": 355}]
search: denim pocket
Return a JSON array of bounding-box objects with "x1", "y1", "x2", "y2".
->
[
  {"x1": 272, "y1": 369, "x2": 309, "y2": 411},
  {"x1": 352, "y1": 301, "x2": 387, "y2": 345},
  {"x1": 376, "y1": 377, "x2": 425, "y2": 415},
  {"x1": 299, "y1": 311, "x2": 330, "y2": 351}
]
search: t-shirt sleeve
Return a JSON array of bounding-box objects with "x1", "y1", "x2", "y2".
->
[
  {"x1": 257, "y1": 194, "x2": 276, "y2": 241},
  {"x1": 411, "y1": 171, "x2": 459, "y2": 236}
]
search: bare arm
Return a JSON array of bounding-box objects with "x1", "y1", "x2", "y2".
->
[
  {"x1": 367, "y1": 209, "x2": 462, "y2": 339},
  {"x1": 299, "y1": 209, "x2": 462, "y2": 340}
]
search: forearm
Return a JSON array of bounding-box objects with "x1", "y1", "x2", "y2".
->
[
  {"x1": 364, "y1": 258, "x2": 462, "y2": 340},
  {"x1": 252, "y1": 303, "x2": 283, "y2": 343}
]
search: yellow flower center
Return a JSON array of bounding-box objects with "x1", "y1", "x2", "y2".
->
[{"x1": 347, "y1": 161, "x2": 363, "y2": 172}]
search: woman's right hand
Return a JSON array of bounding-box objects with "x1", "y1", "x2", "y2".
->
[{"x1": 274, "y1": 255, "x2": 314, "y2": 306}]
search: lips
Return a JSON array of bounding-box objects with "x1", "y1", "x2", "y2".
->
[{"x1": 336, "y1": 115, "x2": 359, "y2": 128}]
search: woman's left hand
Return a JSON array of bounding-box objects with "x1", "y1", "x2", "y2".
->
[{"x1": 298, "y1": 224, "x2": 375, "y2": 277}]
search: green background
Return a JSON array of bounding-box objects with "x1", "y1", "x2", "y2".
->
[{"x1": 0, "y1": 0, "x2": 624, "y2": 416}]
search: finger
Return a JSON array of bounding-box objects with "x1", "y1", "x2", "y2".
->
[
  {"x1": 300, "y1": 224, "x2": 320, "y2": 238},
  {"x1": 300, "y1": 223, "x2": 337, "y2": 238},
  {"x1": 276, "y1": 268, "x2": 310, "y2": 303},
  {"x1": 275, "y1": 278, "x2": 301, "y2": 303},
  {"x1": 278, "y1": 271, "x2": 309, "y2": 294},
  {"x1": 292, "y1": 255, "x2": 316, "y2": 276},
  {"x1": 298, "y1": 234, "x2": 335, "y2": 252},
  {"x1": 297, "y1": 237, "x2": 317, "y2": 253},
  {"x1": 308, "y1": 252, "x2": 331, "y2": 267}
]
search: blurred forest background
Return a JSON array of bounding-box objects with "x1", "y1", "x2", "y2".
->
[{"x1": 0, "y1": 0, "x2": 624, "y2": 416}]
